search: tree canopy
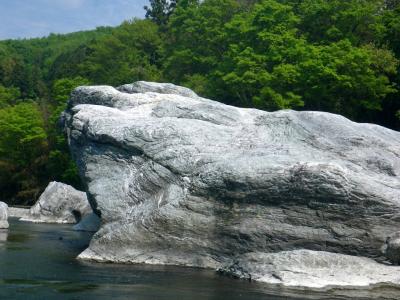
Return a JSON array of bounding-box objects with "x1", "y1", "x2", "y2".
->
[{"x1": 0, "y1": 0, "x2": 400, "y2": 204}]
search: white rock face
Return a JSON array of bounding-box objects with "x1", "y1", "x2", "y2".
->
[
  {"x1": 117, "y1": 81, "x2": 200, "y2": 99},
  {"x1": 220, "y1": 250, "x2": 400, "y2": 288},
  {"x1": 21, "y1": 181, "x2": 92, "y2": 224},
  {"x1": 0, "y1": 202, "x2": 9, "y2": 229},
  {"x1": 8, "y1": 207, "x2": 30, "y2": 219},
  {"x1": 63, "y1": 81, "x2": 400, "y2": 289}
]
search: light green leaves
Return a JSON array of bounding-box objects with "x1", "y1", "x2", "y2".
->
[{"x1": 0, "y1": 102, "x2": 47, "y2": 167}]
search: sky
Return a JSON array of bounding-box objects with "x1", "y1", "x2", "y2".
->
[{"x1": 0, "y1": 0, "x2": 149, "y2": 40}]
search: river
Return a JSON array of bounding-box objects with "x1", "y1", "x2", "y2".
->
[{"x1": 0, "y1": 219, "x2": 398, "y2": 300}]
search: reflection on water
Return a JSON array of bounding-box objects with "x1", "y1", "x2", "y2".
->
[
  {"x1": 6, "y1": 231, "x2": 30, "y2": 243},
  {"x1": 0, "y1": 278, "x2": 99, "y2": 294},
  {"x1": 0, "y1": 229, "x2": 7, "y2": 243},
  {"x1": 0, "y1": 219, "x2": 399, "y2": 300}
]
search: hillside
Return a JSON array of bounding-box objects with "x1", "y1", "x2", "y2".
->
[{"x1": 0, "y1": 0, "x2": 400, "y2": 205}]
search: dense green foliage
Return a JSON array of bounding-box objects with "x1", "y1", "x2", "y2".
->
[
  {"x1": 145, "y1": 0, "x2": 179, "y2": 27},
  {"x1": 0, "y1": 0, "x2": 400, "y2": 204}
]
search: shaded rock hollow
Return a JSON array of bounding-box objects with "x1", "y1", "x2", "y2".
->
[{"x1": 63, "y1": 81, "x2": 400, "y2": 287}]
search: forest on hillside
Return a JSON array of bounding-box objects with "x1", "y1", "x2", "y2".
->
[{"x1": 0, "y1": 0, "x2": 400, "y2": 205}]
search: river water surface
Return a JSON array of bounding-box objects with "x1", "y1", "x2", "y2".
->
[{"x1": 0, "y1": 219, "x2": 398, "y2": 300}]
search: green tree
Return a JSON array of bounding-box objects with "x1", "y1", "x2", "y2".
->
[
  {"x1": 0, "y1": 102, "x2": 47, "y2": 166},
  {"x1": 214, "y1": 0, "x2": 398, "y2": 116},
  {"x1": 46, "y1": 77, "x2": 90, "y2": 188},
  {"x1": 0, "y1": 85, "x2": 20, "y2": 108},
  {"x1": 372, "y1": 3, "x2": 400, "y2": 128},
  {"x1": 164, "y1": 0, "x2": 241, "y2": 96},
  {"x1": 281, "y1": 0, "x2": 385, "y2": 45},
  {"x1": 80, "y1": 20, "x2": 162, "y2": 85},
  {"x1": 214, "y1": 0, "x2": 305, "y2": 109},
  {"x1": 145, "y1": 0, "x2": 179, "y2": 26},
  {"x1": 0, "y1": 102, "x2": 48, "y2": 204},
  {"x1": 52, "y1": 76, "x2": 90, "y2": 107},
  {"x1": 0, "y1": 0, "x2": 400, "y2": 204},
  {"x1": 299, "y1": 41, "x2": 397, "y2": 117}
]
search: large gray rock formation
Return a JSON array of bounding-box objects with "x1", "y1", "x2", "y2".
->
[
  {"x1": 63, "y1": 81, "x2": 400, "y2": 289},
  {"x1": 21, "y1": 181, "x2": 92, "y2": 224},
  {"x1": 0, "y1": 202, "x2": 9, "y2": 229}
]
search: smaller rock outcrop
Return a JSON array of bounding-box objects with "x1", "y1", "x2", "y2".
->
[
  {"x1": 0, "y1": 202, "x2": 9, "y2": 229},
  {"x1": 21, "y1": 182, "x2": 91, "y2": 224},
  {"x1": 117, "y1": 81, "x2": 199, "y2": 98},
  {"x1": 220, "y1": 250, "x2": 400, "y2": 288}
]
